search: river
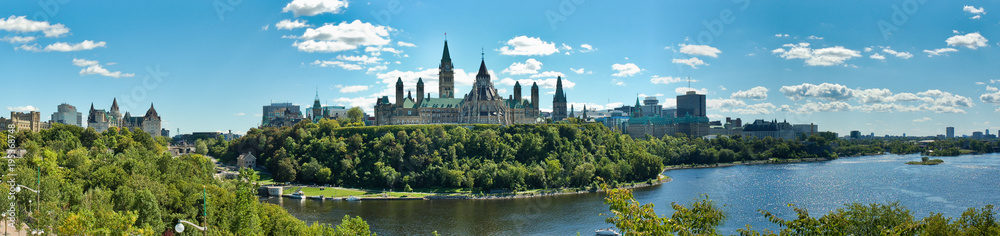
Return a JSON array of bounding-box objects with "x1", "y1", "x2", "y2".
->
[{"x1": 268, "y1": 153, "x2": 1000, "y2": 235}]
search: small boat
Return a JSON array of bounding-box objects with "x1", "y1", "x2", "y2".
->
[
  {"x1": 595, "y1": 228, "x2": 620, "y2": 236},
  {"x1": 287, "y1": 191, "x2": 305, "y2": 199},
  {"x1": 307, "y1": 195, "x2": 324, "y2": 200},
  {"x1": 346, "y1": 196, "x2": 361, "y2": 201}
]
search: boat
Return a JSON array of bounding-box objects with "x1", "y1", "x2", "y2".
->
[
  {"x1": 287, "y1": 191, "x2": 305, "y2": 199},
  {"x1": 307, "y1": 195, "x2": 324, "y2": 200},
  {"x1": 595, "y1": 228, "x2": 620, "y2": 236},
  {"x1": 346, "y1": 196, "x2": 361, "y2": 201}
]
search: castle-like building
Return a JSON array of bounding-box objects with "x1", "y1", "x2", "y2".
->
[
  {"x1": 375, "y1": 40, "x2": 551, "y2": 125},
  {"x1": 88, "y1": 98, "x2": 163, "y2": 136}
]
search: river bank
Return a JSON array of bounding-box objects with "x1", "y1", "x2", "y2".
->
[{"x1": 662, "y1": 157, "x2": 834, "y2": 171}]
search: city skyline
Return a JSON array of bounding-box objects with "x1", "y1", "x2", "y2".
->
[{"x1": 3, "y1": 1, "x2": 999, "y2": 136}]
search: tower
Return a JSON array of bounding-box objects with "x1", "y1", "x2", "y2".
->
[
  {"x1": 311, "y1": 89, "x2": 322, "y2": 122},
  {"x1": 583, "y1": 105, "x2": 587, "y2": 120},
  {"x1": 552, "y1": 76, "x2": 568, "y2": 121},
  {"x1": 439, "y1": 40, "x2": 455, "y2": 98},
  {"x1": 417, "y1": 78, "x2": 425, "y2": 104},
  {"x1": 395, "y1": 77, "x2": 404, "y2": 108},
  {"x1": 109, "y1": 97, "x2": 121, "y2": 127},
  {"x1": 513, "y1": 81, "x2": 522, "y2": 101},
  {"x1": 676, "y1": 91, "x2": 706, "y2": 117},
  {"x1": 633, "y1": 97, "x2": 642, "y2": 118},
  {"x1": 460, "y1": 58, "x2": 509, "y2": 124},
  {"x1": 531, "y1": 82, "x2": 539, "y2": 109}
]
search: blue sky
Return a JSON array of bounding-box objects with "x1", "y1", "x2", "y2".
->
[{"x1": 2, "y1": 0, "x2": 998, "y2": 137}]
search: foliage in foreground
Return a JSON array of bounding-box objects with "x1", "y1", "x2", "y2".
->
[
  {"x1": 602, "y1": 186, "x2": 1000, "y2": 236},
  {"x1": 2, "y1": 123, "x2": 374, "y2": 235}
]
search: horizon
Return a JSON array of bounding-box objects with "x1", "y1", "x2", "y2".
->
[{"x1": 2, "y1": 1, "x2": 999, "y2": 137}]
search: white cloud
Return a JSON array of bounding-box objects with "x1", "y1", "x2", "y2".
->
[
  {"x1": 923, "y1": 48, "x2": 958, "y2": 57},
  {"x1": 276, "y1": 19, "x2": 312, "y2": 30},
  {"x1": 722, "y1": 103, "x2": 776, "y2": 115},
  {"x1": 707, "y1": 98, "x2": 746, "y2": 109},
  {"x1": 882, "y1": 48, "x2": 913, "y2": 59},
  {"x1": 775, "y1": 34, "x2": 789, "y2": 38},
  {"x1": 611, "y1": 79, "x2": 626, "y2": 86},
  {"x1": 913, "y1": 117, "x2": 931, "y2": 122},
  {"x1": 781, "y1": 82, "x2": 974, "y2": 113},
  {"x1": 529, "y1": 71, "x2": 565, "y2": 79},
  {"x1": 397, "y1": 41, "x2": 416, "y2": 47},
  {"x1": 570, "y1": 68, "x2": 588, "y2": 74},
  {"x1": 1, "y1": 36, "x2": 35, "y2": 43},
  {"x1": 987, "y1": 86, "x2": 999, "y2": 92},
  {"x1": 946, "y1": 32, "x2": 989, "y2": 49},
  {"x1": 283, "y1": 0, "x2": 349, "y2": 17},
  {"x1": 234, "y1": 113, "x2": 246, "y2": 116},
  {"x1": 336, "y1": 55, "x2": 381, "y2": 64},
  {"x1": 678, "y1": 44, "x2": 722, "y2": 58},
  {"x1": 772, "y1": 43, "x2": 861, "y2": 66},
  {"x1": 312, "y1": 60, "x2": 362, "y2": 70},
  {"x1": 789, "y1": 101, "x2": 854, "y2": 114},
  {"x1": 780, "y1": 83, "x2": 855, "y2": 101},
  {"x1": 7, "y1": 105, "x2": 38, "y2": 112},
  {"x1": 650, "y1": 76, "x2": 684, "y2": 85},
  {"x1": 560, "y1": 43, "x2": 572, "y2": 51},
  {"x1": 731, "y1": 86, "x2": 768, "y2": 100},
  {"x1": 502, "y1": 58, "x2": 543, "y2": 75},
  {"x1": 498, "y1": 36, "x2": 559, "y2": 56},
  {"x1": 72, "y1": 58, "x2": 134, "y2": 78},
  {"x1": 963, "y1": 5, "x2": 986, "y2": 15},
  {"x1": 870, "y1": 53, "x2": 886, "y2": 60},
  {"x1": 295, "y1": 20, "x2": 392, "y2": 53},
  {"x1": 579, "y1": 44, "x2": 595, "y2": 52},
  {"x1": 707, "y1": 114, "x2": 724, "y2": 119},
  {"x1": 498, "y1": 77, "x2": 575, "y2": 90},
  {"x1": 807, "y1": 35, "x2": 824, "y2": 40},
  {"x1": 336, "y1": 85, "x2": 370, "y2": 93},
  {"x1": 22, "y1": 40, "x2": 107, "y2": 52},
  {"x1": 675, "y1": 87, "x2": 707, "y2": 94},
  {"x1": 611, "y1": 63, "x2": 641, "y2": 77},
  {"x1": 0, "y1": 15, "x2": 70, "y2": 37},
  {"x1": 672, "y1": 57, "x2": 707, "y2": 69}
]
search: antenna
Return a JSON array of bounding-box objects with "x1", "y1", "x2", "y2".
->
[
  {"x1": 687, "y1": 77, "x2": 691, "y2": 89},
  {"x1": 481, "y1": 47, "x2": 485, "y2": 60},
  {"x1": 445, "y1": 32, "x2": 447, "y2": 40}
]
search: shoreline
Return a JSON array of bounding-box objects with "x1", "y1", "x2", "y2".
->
[{"x1": 268, "y1": 175, "x2": 672, "y2": 201}]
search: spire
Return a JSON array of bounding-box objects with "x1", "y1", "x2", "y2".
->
[
  {"x1": 441, "y1": 40, "x2": 452, "y2": 63},
  {"x1": 111, "y1": 98, "x2": 119, "y2": 112},
  {"x1": 396, "y1": 77, "x2": 403, "y2": 84},
  {"x1": 635, "y1": 97, "x2": 641, "y2": 107},
  {"x1": 417, "y1": 77, "x2": 423, "y2": 85},
  {"x1": 553, "y1": 76, "x2": 566, "y2": 102},
  {"x1": 90, "y1": 103, "x2": 94, "y2": 111},
  {"x1": 531, "y1": 82, "x2": 538, "y2": 89},
  {"x1": 145, "y1": 103, "x2": 158, "y2": 118},
  {"x1": 476, "y1": 59, "x2": 489, "y2": 78}
]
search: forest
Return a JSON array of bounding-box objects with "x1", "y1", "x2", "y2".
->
[
  {"x1": 204, "y1": 118, "x2": 996, "y2": 192},
  {"x1": 1, "y1": 123, "x2": 373, "y2": 235}
]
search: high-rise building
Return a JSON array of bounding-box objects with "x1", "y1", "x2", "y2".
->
[
  {"x1": 676, "y1": 91, "x2": 706, "y2": 117},
  {"x1": 51, "y1": 103, "x2": 82, "y2": 127},
  {"x1": 972, "y1": 131, "x2": 984, "y2": 139},
  {"x1": 262, "y1": 102, "x2": 302, "y2": 127},
  {"x1": 850, "y1": 130, "x2": 861, "y2": 139},
  {"x1": 641, "y1": 97, "x2": 663, "y2": 117},
  {"x1": 946, "y1": 127, "x2": 954, "y2": 138},
  {"x1": 439, "y1": 40, "x2": 455, "y2": 98},
  {"x1": 552, "y1": 76, "x2": 568, "y2": 121}
]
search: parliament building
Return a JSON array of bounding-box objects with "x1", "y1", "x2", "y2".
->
[{"x1": 375, "y1": 40, "x2": 552, "y2": 125}]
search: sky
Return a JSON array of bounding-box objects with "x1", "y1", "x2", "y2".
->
[{"x1": 1, "y1": 0, "x2": 999, "y2": 137}]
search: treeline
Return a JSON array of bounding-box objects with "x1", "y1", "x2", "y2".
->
[
  {"x1": 641, "y1": 132, "x2": 840, "y2": 165},
  {"x1": 603, "y1": 186, "x2": 1000, "y2": 235},
  {"x1": 212, "y1": 120, "x2": 663, "y2": 191},
  {"x1": 1, "y1": 123, "x2": 373, "y2": 235}
]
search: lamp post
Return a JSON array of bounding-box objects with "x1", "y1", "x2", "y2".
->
[{"x1": 175, "y1": 186, "x2": 208, "y2": 235}]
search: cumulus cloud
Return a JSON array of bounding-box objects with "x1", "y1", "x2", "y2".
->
[
  {"x1": 499, "y1": 77, "x2": 575, "y2": 90},
  {"x1": 771, "y1": 42, "x2": 861, "y2": 66},
  {"x1": 611, "y1": 63, "x2": 641, "y2": 77},
  {"x1": 283, "y1": 0, "x2": 349, "y2": 17},
  {"x1": 672, "y1": 57, "x2": 706, "y2": 69},
  {"x1": 789, "y1": 101, "x2": 854, "y2": 113},
  {"x1": 870, "y1": 53, "x2": 886, "y2": 60},
  {"x1": 498, "y1": 36, "x2": 559, "y2": 56},
  {"x1": 529, "y1": 71, "x2": 565, "y2": 79},
  {"x1": 503, "y1": 58, "x2": 542, "y2": 75},
  {"x1": 707, "y1": 98, "x2": 746, "y2": 109},
  {"x1": 312, "y1": 60, "x2": 362, "y2": 70},
  {"x1": 731, "y1": 86, "x2": 768, "y2": 100},
  {"x1": 963, "y1": 5, "x2": 986, "y2": 18},
  {"x1": 397, "y1": 41, "x2": 416, "y2": 47},
  {"x1": 913, "y1": 117, "x2": 931, "y2": 122},
  {"x1": 675, "y1": 87, "x2": 708, "y2": 94},
  {"x1": 294, "y1": 20, "x2": 392, "y2": 53},
  {"x1": 650, "y1": 76, "x2": 684, "y2": 85},
  {"x1": 336, "y1": 54, "x2": 381, "y2": 64},
  {"x1": 1, "y1": 36, "x2": 35, "y2": 43},
  {"x1": 18, "y1": 40, "x2": 108, "y2": 52},
  {"x1": 722, "y1": 103, "x2": 777, "y2": 115},
  {"x1": 780, "y1": 83, "x2": 854, "y2": 101},
  {"x1": 578, "y1": 44, "x2": 596, "y2": 52},
  {"x1": 0, "y1": 15, "x2": 70, "y2": 37},
  {"x1": 570, "y1": 68, "x2": 590, "y2": 74},
  {"x1": 780, "y1": 82, "x2": 975, "y2": 113},
  {"x1": 923, "y1": 48, "x2": 958, "y2": 57},
  {"x1": 808, "y1": 35, "x2": 824, "y2": 40},
  {"x1": 775, "y1": 34, "x2": 789, "y2": 38},
  {"x1": 72, "y1": 58, "x2": 134, "y2": 78},
  {"x1": 276, "y1": 19, "x2": 312, "y2": 30},
  {"x1": 336, "y1": 85, "x2": 369, "y2": 93},
  {"x1": 678, "y1": 44, "x2": 721, "y2": 58},
  {"x1": 946, "y1": 32, "x2": 989, "y2": 49},
  {"x1": 882, "y1": 48, "x2": 913, "y2": 59},
  {"x1": 7, "y1": 105, "x2": 38, "y2": 112}
]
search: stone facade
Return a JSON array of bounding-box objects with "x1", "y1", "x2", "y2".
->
[{"x1": 88, "y1": 98, "x2": 163, "y2": 136}]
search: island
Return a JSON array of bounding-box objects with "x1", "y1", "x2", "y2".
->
[{"x1": 906, "y1": 156, "x2": 944, "y2": 165}]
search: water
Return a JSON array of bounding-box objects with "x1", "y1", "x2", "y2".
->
[{"x1": 270, "y1": 153, "x2": 1000, "y2": 235}]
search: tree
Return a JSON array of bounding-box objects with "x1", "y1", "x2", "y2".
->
[
  {"x1": 276, "y1": 157, "x2": 298, "y2": 183},
  {"x1": 317, "y1": 167, "x2": 332, "y2": 184},
  {"x1": 347, "y1": 107, "x2": 365, "y2": 125}
]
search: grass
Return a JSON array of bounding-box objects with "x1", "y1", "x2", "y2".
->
[
  {"x1": 906, "y1": 159, "x2": 944, "y2": 165},
  {"x1": 297, "y1": 186, "x2": 434, "y2": 198},
  {"x1": 256, "y1": 171, "x2": 275, "y2": 185}
]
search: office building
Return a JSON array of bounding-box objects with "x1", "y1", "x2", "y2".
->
[
  {"x1": 676, "y1": 91, "x2": 706, "y2": 117},
  {"x1": 50, "y1": 103, "x2": 82, "y2": 127},
  {"x1": 946, "y1": 127, "x2": 954, "y2": 138}
]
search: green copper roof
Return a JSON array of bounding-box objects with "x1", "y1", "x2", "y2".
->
[
  {"x1": 418, "y1": 98, "x2": 464, "y2": 108},
  {"x1": 441, "y1": 40, "x2": 451, "y2": 63},
  {"x1": 553, "y1": 76, "x2": 566, "y2": 102}
]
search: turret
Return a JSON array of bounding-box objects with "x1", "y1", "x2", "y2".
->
[
  {"x1": 513, "y1": 81, "x2": 522, "y2": 101},
  {"x1": 417, "y1": 78, "x2": 424, "y2": 104},
  {"x1": 531, "y1": 82, "x2": 539, "y2": 109},
  {"x1": 395, "y1": 77, "x2": 404, "y2": 108}
]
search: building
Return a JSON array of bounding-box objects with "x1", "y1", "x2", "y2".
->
[
  {"x1": 237, "y1": 151, "x2": 257, "y2": 170},
  {"x1": 743, "y1": 119, "x2": 796, "y2": 140},
  {"x1": 792, "y1": 123, "x2": 818, "y2": 138},
  {"x1": 375, "y1": 40, "x2": 541, "y2": 125},
  {"x1": 0, "y1": 111, "x2": 48, "y2": 132},
  {"x1": 262, "y1": 102, "x2": 303, "y2": 127},
  {"x1": 972, "y1": 131, "x2": 984, "y2": 139},
  {"x1": 626, "y1": 115, "x2": 709, "y2": 139},
  {"x1": 676, "y1": 91, "x2": 706, "y2": 117},
  {"x1": 87, "y1": 98, "x2": 123, "y2": 133},
  {"x1": 551, "y1": 77, "x2": 568, "y2": 121},
  {"x1": 121, "y1": 104, "x2": 162, "y2": 137},
  {"x1": 641, "y1": 97, "x2": 663, "y2": 117},
  {"x1": 946, "y1": 127, "x2": 954, "y2": 138},
  {"x1": 850, "y1": 130, "x2": 862, "y2": 139},
  {"x1": 50, "y1": 103, "x2": 82, "y2": 127}
]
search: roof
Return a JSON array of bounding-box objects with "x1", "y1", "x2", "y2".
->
[
  {"x1": 553, "y1": 76, "x2": 566, "y2": 102},
  {"x1": 402, "y1": 98, "x2": 416, "y2": 108},
  {"x1": 504, "y1": 99, "x2": 529, "y2": 109},
  {"x1": 441, "y1": 40, "x2": 451, "y2": 63},
  {"x1": 476, "y1": 59, "x2": 489, "y2": 78},
  {"x1": 145, "y1": 104, "x2": 159, "y2": 118},
  {"x1": 238, "y1": 152, "x2": 256, "y2": 161},
  {"x1": 418, "y1": 98, "x2": 464, "y2": 108}
]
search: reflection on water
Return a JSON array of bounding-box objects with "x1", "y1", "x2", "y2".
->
[{"x1": 271, "y1": 153, "x2": 1000, "y2": 235}]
